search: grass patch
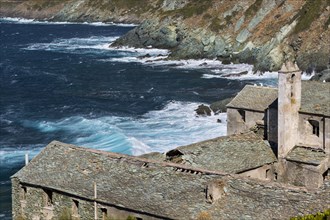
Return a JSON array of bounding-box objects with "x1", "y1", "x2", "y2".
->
[
  {"x1": 244, "y1": 0, "x2": 263, "y2": 19},
  {"x1": 163, "y1": 0, "x2": 213, "y2": 19},
  {"x1": 290, "y1": 209, "x2": 330, "y2": 220},
  {"x1": 28, "y1": 0, "x2": 69, "y2": 11},
  {"x1": 209, "y1": 17, "x2": 226, "y2": 32},
  {"x1": 324, "y1": 15, "x2": 330, "y2": 30},
  {"x1": 292, "y1": 0, "x2": 323, "y2": 34}
]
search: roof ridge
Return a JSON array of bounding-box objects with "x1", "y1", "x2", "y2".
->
[
  {"x1": 245, "y1": 85, "x2": 278, "y2": 90},
  {"x1": 49, "y1": 141, "x2": 230, "y2": 176}
]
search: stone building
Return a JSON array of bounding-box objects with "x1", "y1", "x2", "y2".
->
[
  {"x1": 141, "y1": 132, "x2": 277, "y2": 180},
  {"x1": 11, "y1": 141, "x2": 330, "y2": 220},
  {"x1": 226, "y1": 62, "x2": 330, "y2": 188},
  {"x1": 12, "y1": 62, "x2": 330, "y2": 219}
]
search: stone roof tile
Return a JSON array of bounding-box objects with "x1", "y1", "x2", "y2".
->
[
  {"x1": 286, "y1": 146, "x2": 327, "y2": 165},
  {"x1": 165, "y1": 132, "x2": 277, "y2": 173},
  {"x1": 226, "y1": 81, "x2": 330, "y2": 116},
  {"x1": 12, "y1": 141, "x2": 330, "y2": 219},
  {"x1": 226, "y1": 85, "x2": 278, "y2": 112},
  {"x1": 300, "y1": 81, "x2": 330, "y2": 116}
]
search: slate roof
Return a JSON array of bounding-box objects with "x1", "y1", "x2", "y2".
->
[
  {"x1": 226, "y1": 85, "x2": 278, "y2": 112},
  {"x1": 300, "y1": 81, "x2": 330, "y2": 116},
  {"x1": 12, "y1": 141, "x2": 330, "y2": 219},
  {"x1": 143, "y1": 132, "x2": 277, "y2": 173},
  {"x1": 226, "y1": 81, "x2": 330, "y2": 116},
  {"x1": 286, "y1": 146, "x2": 328, "y2": 166},
  {"x1": 12, "y1": 141, "x2": 225, "y2": 219}
]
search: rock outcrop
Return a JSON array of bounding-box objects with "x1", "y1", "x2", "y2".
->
[
  {"x1": 112, "y1": 0, "x2": 330, "y2": 73},
  {"x1": 1, "y1": 0, "x2": 329, "y2": 73},
  {"x1": 311, "y1": 69, "x2": 330, "y2": 82},
  {"x1": 195, "y1": 104, "x2": 212, "y2": 116}
]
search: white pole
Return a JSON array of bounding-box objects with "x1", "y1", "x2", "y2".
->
[
  {"x1": 25, "y1": 153, "x2": 29, "y2": 165},
  {"x1": 94, "y1": 182, "x2": 97, "y2": 220}
]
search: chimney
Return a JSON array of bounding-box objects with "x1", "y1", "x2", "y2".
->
[{"x1": 277, "y1": 61, "x2": 301, "y2": 158}]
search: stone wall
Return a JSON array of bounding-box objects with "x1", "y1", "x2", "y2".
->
[
  {"x1": 267, "y1": 107, "x2": 278, "y2": 155},
  {"x1": 239, "y1": 164, "x2": 275, "y2": 181},
  {"x1": 277, "y1": 68, "x2": 301, "y2": 158},
  {"x1": 227, "y1": 108, "x2": 264, "y2": 135},
  {"x1": 325, "y1": 118, "x2": 330, "y2": 156},
  {"x1": 12, "y1": 178, "x2": 156, "y2": 220},
  {"x1": 277, "y1": 160, "x2": 326, "y2": 189},
  {"x1": 298, "y1": 114, "x2": 326, "y2": 149}
]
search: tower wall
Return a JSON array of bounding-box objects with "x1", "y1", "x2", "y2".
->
[{"x1": 277, "y1": 62, "x2": 301, "y2": 158}]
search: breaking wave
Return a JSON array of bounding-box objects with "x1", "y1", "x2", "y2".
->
[
  {"x1": 0, "y1": 17, "x2": 137, "y2": 27},
  {"x1": 0, "y1": 101, "x2": 226, "y2": 165}
]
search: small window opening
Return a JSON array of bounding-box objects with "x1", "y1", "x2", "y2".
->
[
  {"x1": 309, "y1": 120, "x2": 320, "y2": 137},
  {"x1": 274, "y1": 172, "x2": 278, "y2": 181},
  {"x1": 72, "y1": 199, "x2": 79, "y2": 216},
  {"x1": 266, "y1": 169, "x2": 271, "y2": 179},
  {"x1": 290, "y1": 74, "x2": 295, "y2": 83},
  {"x1": 290, "y1": 74, "x2": 296, "y2": 97},
  {"x1": 238, "y1": 109, "x2": 246, "y2": 122},
  {"x1": 21, "y1": 186, "x2": 27, "y2": 200},
  {"x1": 101, "y1": 208, "x2": 107, "y2": 220},
  {"x1": 166, "y1": 149, "x2": 184, "y2": 163},
  {"x1": 43, "y1": 189, "x2": 53, "y2": 206},
  {"x1": 323, "y1": 170, "x2": 329, "y2": 181}
]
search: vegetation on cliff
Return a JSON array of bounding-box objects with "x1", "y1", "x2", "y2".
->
[
  {"x1": 1, "y1": 0, "x2": 329, "y2": 72},
  {"x1": 290, "y1": 209, "x2": 330, "y2": 220}
]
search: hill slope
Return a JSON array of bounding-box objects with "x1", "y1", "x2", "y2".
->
[{"x1": 1, "y1": 0, "x2": 329, "y2": 72}]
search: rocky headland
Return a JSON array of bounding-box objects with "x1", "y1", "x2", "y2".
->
[{"x1": 1, "y1": 0, "x2": 329, "y2": 76}]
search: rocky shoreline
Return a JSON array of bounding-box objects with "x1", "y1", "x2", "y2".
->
[{"x1": 1, "y1": 0, "x2": 329, "y2": 77}]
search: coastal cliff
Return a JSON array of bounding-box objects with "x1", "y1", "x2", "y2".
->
[{"x1": 1, "y1": 0, "x2": 329, "y2": 73}]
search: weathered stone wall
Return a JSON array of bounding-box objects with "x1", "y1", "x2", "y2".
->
[
  {"x1": 11, "y1": 180, "x2": 155, "y2": 220},
  {"x1": 278, "y1": 67, "x2": 301, "y2": 158},
  {"x1": 239, "y1": 164, "x2": 275, "y2": 181},
  {"x1": 298, "y1": 114, "x2": 325, "y2": 149},
  {"x1": 227, "y1": 108, "x2": 264, "y2": 135},
  {"x1": 267, "y1": 107, "x2": 278, "y2": 155},
  {"x1": 325, "y1": 118, "x2": 330, "y2": 156},
  {"x1": 278, "y1": 160, "x2": 325, "y2": 189}
]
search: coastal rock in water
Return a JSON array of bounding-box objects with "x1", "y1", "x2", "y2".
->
[
  {"x1": 195, "y1": 104, "x2": 212, "y2": 116},
  {"x1": 210, "y1": 98, "x2": 234, "y2": 114},
  {"x1": 2, "y1": 0, "x2": 329, "y2": 73},
  {"x1": 310, "y1": 69, "x2": 330, "y2": 82}
]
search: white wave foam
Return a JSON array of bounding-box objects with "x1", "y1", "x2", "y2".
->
[
  {"x1": 0, "y1": 145, "x2": 44, "y2": 165},
  {"x1": 18, "y1": 101, "x2": 226, "y2": 157},
  {"x1": 0, "y1": 17, "x2": 137, "y2": 27},
  {"x1": 302, "y1": 72, "x2": 314, "y2": 80},
  {"x1": 131, "y1": 101, "x2": 227, "y2": 153},
  {"x1": 25, "y1": 36, "x2": 119, "y2": 52},
  {"x1": 25, "y1": 37, "x2": 170, "y2": 58}
]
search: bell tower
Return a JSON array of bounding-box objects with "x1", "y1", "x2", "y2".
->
[{"x1": 277, "y1": 61, "x2": 301, "y2": 158}]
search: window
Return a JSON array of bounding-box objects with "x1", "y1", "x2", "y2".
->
[
  {"x1": 309, "y1": 120, "x2": 320, "y2": 137},
  {"x1": 266, "y1": 169, "x2": 271, "y2": 179},
  {"x1": 101, "y1": 208, "x2": 107, "y2": 220},
  {"x1": 21, "y1": 186, "x2": 27, "y2": 201},
  {"x1": 43, "y1": 189, "x2": 53, "y2": 207},
  {"x1": 323, "y1": 170, "x2": 328, "y2": 180},
  {"x1": 290, "y1": 74, "x2": 295, "y2": 97},
  {"x1": 290, "y1": 74, "x2": 295, "y2": 83},
  {"x1": 238, "y1": 109, "x2": 246, "y2": 122},
  {"x1": 72, "y1": 200, "x2": 79, "y2": 217}
]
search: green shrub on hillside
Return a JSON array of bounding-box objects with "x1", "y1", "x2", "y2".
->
[
  {"x1": 292, "y1": 0, "x2": 323, "y2": 34},
  {"x1": 290, "y1": 209, "x2": 330, "y2": 220}
]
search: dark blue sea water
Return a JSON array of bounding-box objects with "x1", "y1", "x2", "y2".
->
[{"x1": 0, "y1": 18, "x2": 278, "y2": 219}]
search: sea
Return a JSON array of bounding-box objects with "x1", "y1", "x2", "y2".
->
[{"x1": 0, "y1": 17, "x2": 311, "y2": 219}]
